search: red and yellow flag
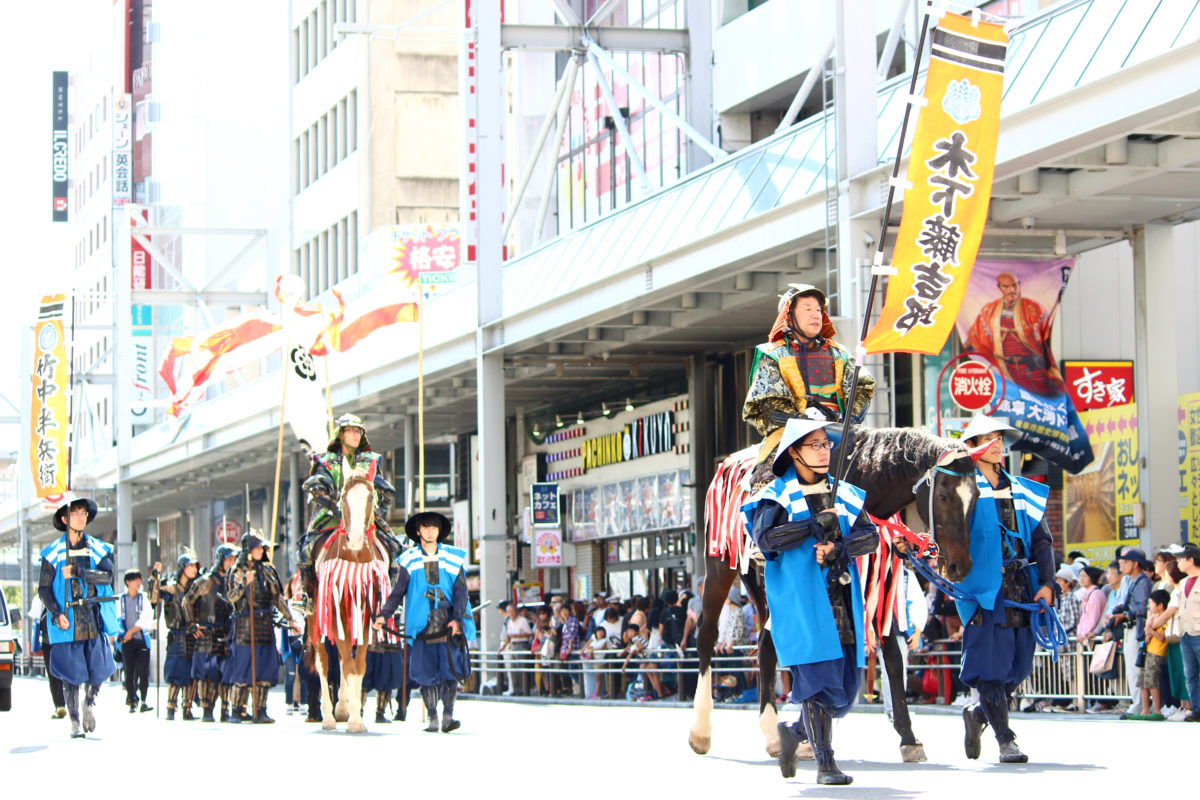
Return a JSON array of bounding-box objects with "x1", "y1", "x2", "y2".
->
[
  {"x1": 864, "y1": 12, "x2": 1008, "y2": 355},
  {"x1": 30, "y1": 295, "x2": 70, "y2": 498}
]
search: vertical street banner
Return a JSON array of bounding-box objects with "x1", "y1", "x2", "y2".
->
[
  {"x1": 31, "y1": 295, "x2": 71, "y2": 498},
  {"x1": 1064, "y1": 402, "x2": 1140, "y2": 564},
  {"x1": 863, "y1": 13, "x2": 1007, "y2": 355},
  {"x1": 51, "y1": 71, "x2": 69, "y2": 222},
  {"x1": 1179, "y1": 392, "x2": 1200, "y2": 541},
  {"x1": 112, "y1": 94, "x2": 133, "y2": 208},
  {"x1": 955, "y1": 258, "x2": 1092, "y2": 473}
]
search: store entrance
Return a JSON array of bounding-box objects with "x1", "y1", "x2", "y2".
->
[{"x1": 604, "y1": 527, "x2": 693, "y2": 601}]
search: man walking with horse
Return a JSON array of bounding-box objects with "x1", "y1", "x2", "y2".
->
[
  {"x1": 949, "y1": 414, "x2": 1057, "y2": 764},
  {"x1": 743, "y1": 418, "x2": 880, "y2": 785},
  {"x1": 37, "y1": 497, "x2": 121, "y2": 739},
  {"x1": 373, "y1": 511, "x2": 476, "y2": 733}
]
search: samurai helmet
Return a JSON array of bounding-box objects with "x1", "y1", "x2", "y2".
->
[
  {"x1": 175, "y1": 549, "x2": 200, "y2": 581},
  {"x1": 240, "y1": 530, "x2": 269, "y2": 555},
  {"x1": 769, "y1": 283, "x2": 838, "y2": 343},
  {"x1": 212, "y1": 543, "x2": 240, "y2": 567},
  {"x1": 328, "y1": 412, "x2": 372, "y2": 453}
]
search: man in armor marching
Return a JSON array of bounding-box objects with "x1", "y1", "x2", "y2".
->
[
  {"x1": 227, "y1": 531, "x2": 298, "y2": 723},
  {"x1": 183, "y1": 543, "x2": 239, "y2": 722},
  {"x1": 149, "y1": 553, "x2": 201, "y2": 720}
]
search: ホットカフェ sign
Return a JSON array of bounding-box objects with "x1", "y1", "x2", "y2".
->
[{"x1": 582, "y1": 411, "x2": 674, "y2": 472}]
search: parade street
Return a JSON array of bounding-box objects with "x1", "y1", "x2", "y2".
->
[{"x1": 2, "y1": 678, "x2": 1151, "y2": 796}]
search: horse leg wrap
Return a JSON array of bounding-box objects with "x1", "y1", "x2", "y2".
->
[
  {"x1": 421, "y1": 687, "x2": 440, "y2": 732},
  {"x1": 802, "y1": 701, "x2": 851, "y2": 786}
]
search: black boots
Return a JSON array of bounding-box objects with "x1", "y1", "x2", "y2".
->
[
  {"x1": 802, "y1": 701, "x2": 852, "y2": 785},
  {"x1": 421, "y1": 687, "x2": 440, "y2": 732},
  {"x1": 963, "y1": 702, "x2": 986, "y2": 759},
  {"x1": 979, "y1": 686, "x2": 1027, "y2": 763},
  {"x1": 440, "y1": 683, "x2": 460, "y2": 732},
  {"x1": 375, "y1": 691, "x2": 392, "y2": 724},
  {"x1": 64, "y1": 684, "x2": 83, "y2": 739},
  {"x1": 82, "y1": 684, "x2": 99, "y2": 733},
  {"x1": 777, "y1": 722, "x2": 804, "y2": 779},
  {"x1": 253, "y1": 683, "x2": 274, "y2": 723}
]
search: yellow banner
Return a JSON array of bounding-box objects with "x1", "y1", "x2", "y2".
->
[
  {"x1": 30, "y1": 294, "x2": 70, "y2": 498},
  {"x1": 864, "y1": 13, "x2": 1007, "y2": 355},
  {"x1": 1063, "y1": 403, "x2": 1140, "y2": 564},
  {"x1": 1180, "y1": 391, "x2": 1200, "y2": 541}
]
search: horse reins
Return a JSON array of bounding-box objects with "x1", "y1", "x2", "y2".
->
[{"x1": 906, "y1": 450, "x2": 1067, "y2": 657}]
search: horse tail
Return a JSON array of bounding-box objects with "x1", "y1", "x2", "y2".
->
[{"x1": 704, "y1": 448, "x2": 757, "y2": 571}]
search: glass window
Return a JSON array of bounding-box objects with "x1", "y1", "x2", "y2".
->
[{"x1": 1076, "y1": 0, "x2": 1159, "y2": 88}]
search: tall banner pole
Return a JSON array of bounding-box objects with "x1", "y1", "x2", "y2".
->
[
  {"x1": 270, "y1": 342, "x2": 289, "y2": 547},
  {"x1": 418, "y1": 286, "x2": 425, "y2": 512},
  {"x1": 831, "y1": 9, "x2": 933, "y2": 490}
]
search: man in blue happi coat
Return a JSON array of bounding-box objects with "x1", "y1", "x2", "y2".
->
[
  {"x1": 743, "y1": 417, "x2": 879, "y2": 785},
  {"x1": 954, "y1": 414, "x2": 1055, "y2": 764},
  {"x1": 374, "y1": 511, "x2": 476, "y2": 733},
  {"x1": 38, "y1": 497, "x2": 121, "y2": 738}
]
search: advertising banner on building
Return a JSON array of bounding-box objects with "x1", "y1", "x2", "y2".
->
[
  {"x1": 112, "y1": 94, "x2": 132, "y2": 208},
  {"x1": 1064, "y1": 402, "x2": 1140, "y2": 564},
  {"x1": 1063, "y1": 360, "x2": 1133, "y2": 411},
  {"x1": 533, "y1": 528, "x2": 562, "y2": 567},
  {"x1": 30, "y1": 295, "x2": 71, "y2": 498},
  {"x1": 531, "y1": 482, "x2": 560, "y2": 526},
  {"x1": 51, "y1": 71, "x2": 69, "y2": 221},
  {"x1": 863, "y1": 13, "x2": 1007, "y2": 355},
  {"x1": 955, "y1": 258, "x2": 1092, "y2": 473},
  {"x1": 567, "y1": 468, "x2": 691, "y2": 541},
  {"x1": 1179, "y1": 392, "x2": 1200, "y2": 541}
]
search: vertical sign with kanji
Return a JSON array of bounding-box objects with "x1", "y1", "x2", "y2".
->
[
  {"x1": 530, "y1": 482, "x2": 560, "y2": 526},
  {"x1": 864, "y1": 13, "x2": 1007, "y2": 355},
  {"x1": 1178, "y1": 392, "x2": 1200, "y2": 541},
  {"x1": 112, "y1": 94, "x2": 132, "y2": 208},
  {"x1": 30, "y1": 295, "x2": 71, "y2": 498},
  {"x1": 1063, "y1": 402, "x2": 1138, "y2": 564},
  {"x1": 51, "y1": 71, "x2": 68, "y2": 222}
]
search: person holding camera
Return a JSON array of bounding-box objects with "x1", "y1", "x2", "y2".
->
[
  {"x1": 744, "y1": 417, "x2": 879, "y2": 785},
  {"x1": 1110, "y1": 548, "x2": 1152, "y2": 717}
]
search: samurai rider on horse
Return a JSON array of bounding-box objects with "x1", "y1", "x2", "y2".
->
[{"x1": 298, "y1": 413, "x2": 403, "y2": 605}]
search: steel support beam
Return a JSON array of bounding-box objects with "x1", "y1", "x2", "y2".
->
[
  {"x1": 776, "y1": 38, "x2": 835, "y2": 134},
  {"x1": 500, "y1": 24, "x2": 688, "y2": 53},
  {"x1": 586, "y1": 47, "x2": 652, "y2": 194}
]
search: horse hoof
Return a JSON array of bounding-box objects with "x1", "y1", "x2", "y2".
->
[
  {"x1": 347, "y1": 722, "x2": 368, "y2": 734},
  {"x1": 688, "y1": 734, "x2": 711, "y2": 755},
  {"x1": 765, "y1": 739, "x2": 781, "y2": 758},
  {"x1": 321, "y1": 719, "x2": 337, "y2": 731},
  {"x1": 901, "y1": 743, "x2": 927, "y2": 763}
]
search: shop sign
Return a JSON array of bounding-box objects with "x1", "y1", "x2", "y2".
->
[
  {"x1": 30, "y1": 295, "x2": 70, "y2": 498},
  {"x1": 948, "y1": 360, "x2": 996, "y2": 411},
  {"x1": 531, "y1": 482, "x2": 559, "y2": 526},
  {"x1": 52, "y1": 71, "x2": 68, "y2": 221},
  {"x1": 1063, "y1": 360, "x2": 1133, "y2": 411},
  {"x1": 581, "y1": 411, "x2": 674, "y2": 472},
  {"x1": 1064, "y1": 402, "x2": 1140, "y2": 564},
  {"x1": 534, "y1": 528, "x2": 562, "y2": 567}
]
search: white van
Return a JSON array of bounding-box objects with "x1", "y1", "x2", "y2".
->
[{"x1": 0, "y1": 591, "x2": 14, "y2": 710}]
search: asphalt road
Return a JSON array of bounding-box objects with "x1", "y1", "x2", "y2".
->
[{"x1": 1, "y1": 676, "x2": 1156, "y2": 796}]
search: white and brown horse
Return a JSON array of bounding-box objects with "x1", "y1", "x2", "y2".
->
[
  {"x1": 309, "y1": 470, "x2": 391, "y2": 732},
  {"x1": 688, "y1": 426, "x2": 979, "y2": 762}
]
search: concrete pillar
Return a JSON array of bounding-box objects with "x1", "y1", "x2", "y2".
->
[
  {"x1": 476, "y1": 1, "x2": 508, "y2": 657},
  {"x1": 688, "y1": 355, "x2": 714, "y2": 583},
  {"x1": 1132, "y1": 224, "x2": 1179, "y2": 551},
  {"x1": 403, "y1": 414, "x2": 415, "y2": 514},
  {"x1": 685, "y1": 0, "x2": 716, "y2": 171},
  {"x1": 114, "y1": 208, "x2": 135, "y2": 573}
]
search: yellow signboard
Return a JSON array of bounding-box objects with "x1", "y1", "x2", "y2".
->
[
  {"x1": 30, "y1": 295, "x2": 70, "y2": 498},
  {"x1": 864, "y1": 13, "x2": 1007, "y2": 355},
  {"x1": 1179, "y1": 391, "x2": 1200, "y2": 541},
  {"x1": 1063, "y1": 402, "x2": 1139, "y2": 564}
]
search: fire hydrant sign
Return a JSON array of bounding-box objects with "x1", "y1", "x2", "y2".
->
[{"x1": 950, "y1": 360, "x2": 996, "y2": 411}]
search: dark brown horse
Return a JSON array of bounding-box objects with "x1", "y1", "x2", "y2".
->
[{"x1": 688, "y1": 426, "x2": 978, "y2": 762}]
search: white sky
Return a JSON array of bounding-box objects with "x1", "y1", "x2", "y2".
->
[{"x1": 0, "y1": 2, "x2": 85, "y2": 450}]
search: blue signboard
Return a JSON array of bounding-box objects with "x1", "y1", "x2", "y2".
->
[{"x1": 531, "y1": 482, "x2": 559, "y2": 526}]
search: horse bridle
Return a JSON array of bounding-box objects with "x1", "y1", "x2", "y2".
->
[{"x1": 910, "y1": 449, "x2": 976, "y2": 558}]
